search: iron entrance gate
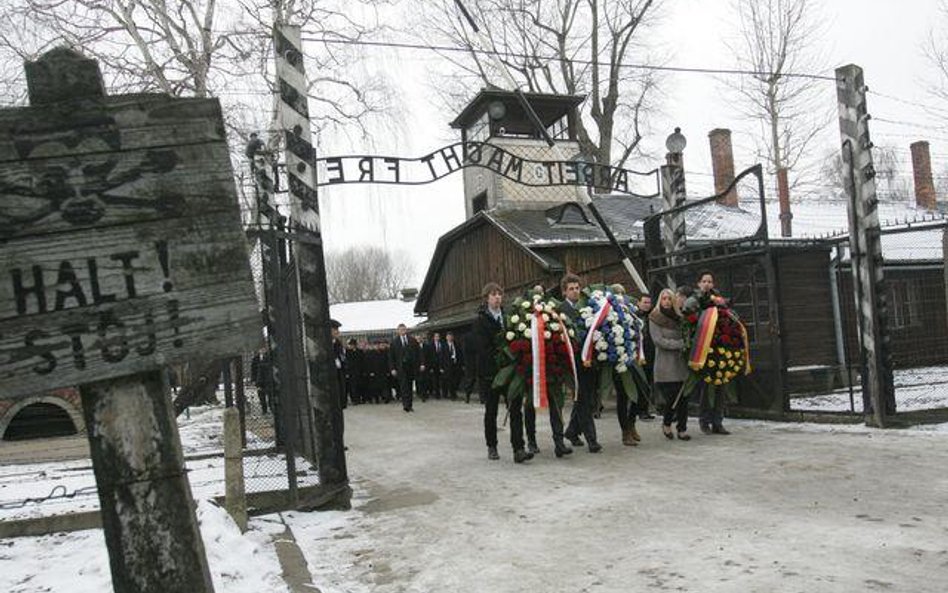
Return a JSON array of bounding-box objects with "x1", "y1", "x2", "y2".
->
[{"x1": 643, "y1": 165, "x2": 787, "y2": 416}]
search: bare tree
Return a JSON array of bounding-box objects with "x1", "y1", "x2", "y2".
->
[
  {"x1": 0, "y1": 1, "x2": 394, "y2": 140},
  {"x1": 325, "y1": 245, "x2": 415, "y2": 304},
  {"x1": 922, "y1": 1, "x2": 948, "y2": 123},
  {"x1": 820, "y1": 144, "x2": 912, "y2": 201},
  {"x1": 414, "y1": 0, "x2": 663, "y2": 170},
  {"x1": 726, "y1": 0, "x2": 831, "y2": 192}
]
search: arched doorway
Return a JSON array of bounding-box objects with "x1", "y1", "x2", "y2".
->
[{"x1": 1, "y1": 399, "x2": 80, "y2": 441}]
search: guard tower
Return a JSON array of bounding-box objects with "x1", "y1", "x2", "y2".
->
[{"x1": 450, "y1": 89, "x2": 586, "y2": 219}]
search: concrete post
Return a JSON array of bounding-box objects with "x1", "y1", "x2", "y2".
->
[
  {"x1": 274, "y1": 24, "x2": 349, "y2": 506},
  {"x1": 835, "y1": 63, "x2": 896, "y2": 426},
  {"x1": 81, "y1": 371, "x2": 215, "y2": 593},
  {"x1": 224, "y1": 407, "x2": 247, "y2": 532},
  {"x1": 659, "y1": 163, "x2": 687, "y2": 289}
]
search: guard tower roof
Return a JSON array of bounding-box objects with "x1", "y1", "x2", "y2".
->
[{"x1": 449, "y1": 88, "x2": 586, "y2": 133}]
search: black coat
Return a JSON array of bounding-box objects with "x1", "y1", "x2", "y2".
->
[
  {"x1": 389, "y1": 334, "x2": 420, "y2": 375},
  {"x1": 439, "y1": 339, "x2": 463, "y2": 374},
  {"x1": 472, "y1": 305, "x2": 504, "y2": 379},
  {"x1": 422, "y1": 340, "x2": 442, "y2": 372}
]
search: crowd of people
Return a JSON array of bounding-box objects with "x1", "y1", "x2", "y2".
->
[
  {"x1": 331, "y1": 324, "x2": 478, "y2": 410},
  {"x1": 470, "y1": 271, "x2": 734, "y2": 464},
  {"x1": 317, "y1": 270, "x2": 734, "y2": 465}
]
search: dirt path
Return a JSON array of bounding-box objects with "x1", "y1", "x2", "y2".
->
[{"x1": 287, "y1": 400, "x2": 948, "y2": 593}]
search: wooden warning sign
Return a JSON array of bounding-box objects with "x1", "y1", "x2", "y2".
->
[{"x1": 0, "y1": 48, "x2": 260, "y2": 399}]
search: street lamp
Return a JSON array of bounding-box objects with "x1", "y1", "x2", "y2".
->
[{"x1": 665, "y1": 127, "x2": 687, "y2": 156}]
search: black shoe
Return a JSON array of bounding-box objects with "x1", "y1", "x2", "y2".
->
[
  {"x1": 566, "y1": 434, "x2": 585, "y2": 447},
  {"x1": 527, "y1": 440, "x2": 540, "y2": 455},
  {"x1": 554, "y1": 441, "x2": 573, "y2": 458},
  {"x1": 711, "y1": 426, "x2": 731, "y2": 435},
  {"x1": 700, "y1": 423, "x2": 712, "y2": 435},
  {"x1": 587, "y1": 442, "x2": 603, "y2": 453},
  {"x1": 677, "y1": 432, "x2": 692, "y2": 441},
  {"x1": 488, "y1": 446, "x2": 499, "y2": 460},
  {"x1": 513, "y1": 449, "x2": 533, "y2": 463}
]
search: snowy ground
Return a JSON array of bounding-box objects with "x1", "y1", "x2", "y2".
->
[
  {"x1": 0, "y1": 500, "x2": 290, "y2": 593},
  {"x1": 0, "y1": 403, "x2": 311, "y2": 522},
  {"x1": 4, "y1": 399, "x2": 948, "y2": 592},
  {"x1": 790, "y1": 364, "x2": 948, "y2": 412},
  {"x1": 283, "y1": 401, "x2": 948, "y2": 593}
]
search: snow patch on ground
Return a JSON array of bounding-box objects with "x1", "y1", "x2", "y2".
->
[
  {"x1": 790, "y1": 364, "x2": 948, "y2": 413},
  {"x1": 0, "y1": 501, "x2": 289, "y2": 593}
]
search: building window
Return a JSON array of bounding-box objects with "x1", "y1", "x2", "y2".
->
[
  {"x1": 889, "y1": 278, "x2": 921, "y2": 329},
  {"x1": 472, "y1": 192, "x2": 487, "y2": 214}
]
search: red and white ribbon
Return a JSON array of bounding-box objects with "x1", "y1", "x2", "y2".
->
[
  {"x1": 530, "y1": 311, "x2": 548, "y2": 409},
  {"x1": 580, "y1": 299, "x2": 613, "y2": 364},
  {"x1": 558, "y1": 321, "x2": 579, "y2": 398}
]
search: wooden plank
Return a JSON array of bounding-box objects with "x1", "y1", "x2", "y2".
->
[
  {"x1": 1, "y1": 212, "x2": 250, "y2": 320},
  {"x1": 1, "y1": 280, "x2": 259, "y2": 399},
  {"x1": 0, "y1": 142, "x2": 237, "y2": 241},
  {"x1": 0, "y1": 95, "x2": 227, "y2": 163}
]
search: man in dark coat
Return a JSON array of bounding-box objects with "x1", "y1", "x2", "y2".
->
[
  {"x1": 558, "y1": 273, "x2": 602, "y2": 453},
  {"x1": 389, "y1": 323, "x2": 421, "y2": 412},
  {"x1": 331, "y1": 320, "x2": 347, "y2": 409},
  {"x1": 460, "y1": 332, "x2": 479, "y2": 403},
  {"x1": 421, "y1": 332, "x2": 443, "y2": 399},
  {"x1": 250, "y1": 347, "x2": 272, "y2": 415},
  {"x1": 345, "y1": 338, "x2": 366, "y2": 405},
  {"x1": 635, "y1": 294, "x2": 656, "y2": 419},
  {"x1": 440, "y1": 331, "x2": 462, "y2": 400},
  {"x1": 473, "y1": 282, "x2": 532, "y2": 464}
]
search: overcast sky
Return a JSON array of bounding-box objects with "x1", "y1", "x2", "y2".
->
[{"x1": 315, "y1": 0, "x2": 947, "y2": 289}]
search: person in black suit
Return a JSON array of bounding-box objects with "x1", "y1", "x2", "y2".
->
[
  {"x1": 389, "y1": 323, "x2": 421, "y2": 412},
  {"x1": 558, "y1": 273, "x2": 602, "y2": 453},
  {"x1": 440, "y1": 332, "x2": 462, "y2": 400},
  {"x1": 331, "y1": 319, "x2": 347, "y2": 409},
  {"x1": 460, "y1": 332, "x2": 478, "y2": 403},
  {"x1": 422, "y1": 332, "x2": 444, "y2": 399},
  {"x1": 345, "y1": 338, "x2": 366, "y2": 405},
  {"x1": 473, "y1": 282, "x2": 533, "y2": 464}
]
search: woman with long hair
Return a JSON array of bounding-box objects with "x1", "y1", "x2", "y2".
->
[{"x1": 649, "y1": 288, "x2": 691, "y2": 441}]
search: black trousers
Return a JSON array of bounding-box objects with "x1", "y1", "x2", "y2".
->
[
  {"x1": 614, "y1": 376, "x2": 638, "y2": 432},
  {"x1": 526, "y1": 398, "x2": 566, "y2": 445},
  {"x1": 658, "y1": 381, "x2": 688, "y2": 432},
  {"x1": 482, "y1": 376, "x2": 532, "y2": 451},
  {"x1": 399, "y1": 371, "x2": 416, "y2": 410},
  {"x1": 565, "y1": 367, "x2": 598, "y2": 444}
]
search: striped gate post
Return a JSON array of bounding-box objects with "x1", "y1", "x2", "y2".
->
[
  {"x1": 659, "y1": 164, "x2": 686, "y2": 289},
  {"x1": 835, "y1": 64, "x2": 896, "y2": 426},
  {"x1": 274, "y1": 24, "x2": 349, "y2": 500}
]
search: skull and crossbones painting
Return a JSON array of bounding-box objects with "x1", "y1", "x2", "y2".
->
[{"x1": 0, "y1": 109, "x2": 183, "y2": 240}]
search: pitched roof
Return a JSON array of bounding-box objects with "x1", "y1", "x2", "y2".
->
[
  {"x1": 330, "y1": 298, "x2": 425, "y2": 334},
  {"x1": 486, "y1": 195, "x2": 661, "y2": 247}
]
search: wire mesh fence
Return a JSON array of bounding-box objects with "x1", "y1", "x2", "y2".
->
[{"x1": 790, "y1": 221, "x2": 948, "y2": 415}]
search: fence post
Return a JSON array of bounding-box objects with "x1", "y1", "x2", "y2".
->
[
  {"x1": 659, "y1": 163, "x2": 686, "y2": 289},
  {"x1": 224, "y1": 407, "x2": 247, "y2": 532},
  {"x1": 835, "y1": 63, "x2": 896, "y2": 426},
  {"x1": 81, "y1": 371, "x2": 216, "y2": 592},
  {"x1": 273, "y1": 23, "x2": 350, "y2": 507}
]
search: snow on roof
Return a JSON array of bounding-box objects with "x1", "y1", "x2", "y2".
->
[
  {"x1": 329, "y1": 298, "x2": 426, "y2": 334},
  {"x1": 651, "y1": 195, "x2": 947, "y2": 261}
]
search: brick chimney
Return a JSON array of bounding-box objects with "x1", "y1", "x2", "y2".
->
[
  {"x1": 910, "y1": 140, "x2": 937, "y2": 210},
  {"x1": 709, "y1": 128, "x2": 738, "y2": 206},
  {"x1": 777, "y1": 167, "x2": 792, "y2": 237}
]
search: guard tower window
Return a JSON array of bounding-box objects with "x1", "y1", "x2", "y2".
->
[{"x1": 472, "y1": 192, "x2": 488, "y2": 214}]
